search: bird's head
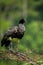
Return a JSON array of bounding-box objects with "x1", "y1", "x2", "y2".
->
[{"x1": 19, "y1": 19, "x2": 25, "y2": 24}]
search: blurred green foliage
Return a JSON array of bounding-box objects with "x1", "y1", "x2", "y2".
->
[{"x1": 0, "y1": 0, "x2": 43, "y2": 65}]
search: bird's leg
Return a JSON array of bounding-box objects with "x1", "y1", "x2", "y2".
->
[
  {"x1": 16, "y1": 39, "x2": 19, "y2": 52},
  {"x1": 9, "y1": 42, "x2": 13, "y2": 50},
  {"x1": 16, "y1": 42, "x2": 18, "y2": 52}
]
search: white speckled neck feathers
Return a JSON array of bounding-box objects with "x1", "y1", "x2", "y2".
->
[{"x1": 18, "y1": 24, "x2": 25, "y2": 33}]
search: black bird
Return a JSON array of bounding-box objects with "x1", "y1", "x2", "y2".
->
[{"x1": 1, "y1": 19, "x2": 25, "y2": 51}]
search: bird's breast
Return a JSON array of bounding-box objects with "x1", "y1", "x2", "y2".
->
[
  {"x1": 12, "y1": 38, "x2": 19, "y2": 43},
  {"x1": 11, "y1": 32, "x2": 24, "y2": 39}
]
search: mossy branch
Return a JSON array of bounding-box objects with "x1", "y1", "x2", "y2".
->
[{"x1": 0, "y1": 50, "x2": 41, "y2": 65}]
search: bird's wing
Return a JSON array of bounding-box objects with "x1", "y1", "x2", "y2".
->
[
  {"x1": 8, "y1": 26, "x2": 18, "y2": 33},
  {"x1": 1, "y1": 26, "x2": 18, "y2": 46},
  {"x1": 4, "y1": 26, "x2": 18, "y2": 37}
]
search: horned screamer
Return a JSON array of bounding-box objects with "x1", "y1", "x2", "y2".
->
[{"x1": 1, "y1": 19, "x2": 25, "y2": 51}]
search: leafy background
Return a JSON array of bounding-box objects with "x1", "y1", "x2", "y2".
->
[{"x1": 0, "y1": 0, "x2": 43, "y2": 65}]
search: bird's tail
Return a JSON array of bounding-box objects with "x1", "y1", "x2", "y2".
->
[
  {"x1": 1, "y1": 35, "x2": 11, "y2": 47},
  {"x1": 1, "y1": 37, "x2": 6, "y2": 46}
]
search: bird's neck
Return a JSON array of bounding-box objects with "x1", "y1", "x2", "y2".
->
[
  {"x1": 18, "y1": 24, "x2": 25, "y2": 32},
  {"x1": 18, "y1": 24, "x2": 25, "y2": 28},
  {"x1": 19, "y1": 23, "x2": 24, "y2": 26}
]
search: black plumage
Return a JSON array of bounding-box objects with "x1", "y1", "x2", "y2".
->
[{"x1": 1, "y1": 19, "x2": 25, "y2": 48}]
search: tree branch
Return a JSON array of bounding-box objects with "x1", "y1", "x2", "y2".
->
[{"x1": 0, "y1": 50, "x2": 41, "y2": 65}]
